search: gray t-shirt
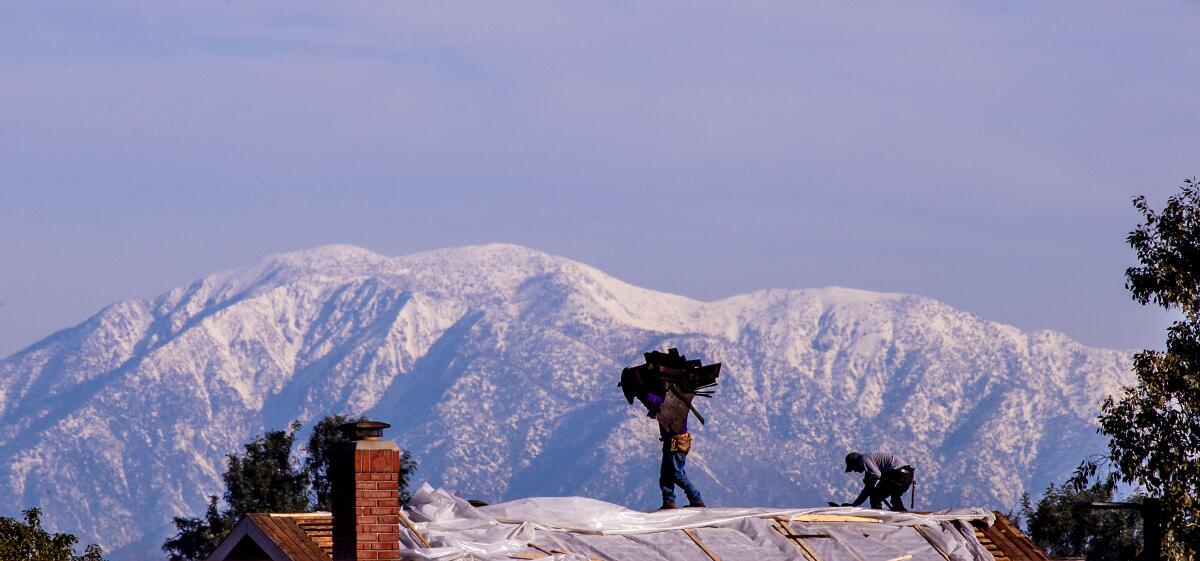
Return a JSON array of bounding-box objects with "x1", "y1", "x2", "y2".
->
[{"x1": 859, "y1": 452, "x2": 907, "y2": 485}]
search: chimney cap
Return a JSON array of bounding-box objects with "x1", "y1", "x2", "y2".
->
[{"x1": 338, "y1": 419, "x2": 391, "y2": 441}]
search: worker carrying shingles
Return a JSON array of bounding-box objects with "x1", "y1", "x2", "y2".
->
[
  {"x1": 838, "y1": 451, "x2": 915, "y2": 512},
  {"x1": 619, "y1": 348, "x2": 720, "y2": 510},
  {"x1": 643, "y1": 381, "x2": 704, "y2": 509}
]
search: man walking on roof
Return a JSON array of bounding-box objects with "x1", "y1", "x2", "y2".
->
[
  {"x1": 642, "y1": 383, "x2": 705, "y2": 510},
  {"x1": 841, "y1": 451, "x2": 914, "y2": 511}
]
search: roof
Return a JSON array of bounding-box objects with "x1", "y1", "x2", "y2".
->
[
  {"x1": 208, "y1": 513, "x2": 331, "y2": 561},
  {"x1": 974, "y1": 513, "x2": 1052, "y2": 561},
  {"x1": 209, "y1": 488, "x2": 1051, "y2": 561}
]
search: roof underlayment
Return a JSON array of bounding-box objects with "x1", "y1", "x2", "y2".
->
[{"x1": 399, "y1": 484, "x2": 1001, "y2": 561}]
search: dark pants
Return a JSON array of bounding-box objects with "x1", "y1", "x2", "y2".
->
[
  {"x1": 871, "y1": 467, "x2": 914, "y2": 511},
  {"x1": 660, "y1": 449, "x2": 702, "y2": 505}
]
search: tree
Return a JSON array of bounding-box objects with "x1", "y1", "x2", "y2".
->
[
  {"x1": 222, "y1": 421, "x2": 310, "y2": 515},
  {"x1": 161, "y1": 496, "x2": 233, "y2": 561},
  {"x1": 305, "y1": 415, "x2": 361, "y2": 512},
  {"x1": 304, "y1": 415, "x2": 418, "y2": 510},
  {"x1": 0, "y1": 507, "x2": 106, "y2": 561},
  {"x1": 1089, "y1": 178, "x2": 1200, "y2": 559},
  {"x1": 163, "y1": 416, "x2": 418, "y2": 561},
  {"x1": 164, "y1": 422, "x2": 311, "y2": 561},
  {"x1": 1019, "y1": 481, "x2": 1142, "y2": 561}
]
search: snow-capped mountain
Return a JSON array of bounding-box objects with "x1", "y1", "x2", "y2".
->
[{"x1": 0, "y1": 244, "x2": 1132, "y2": 560}]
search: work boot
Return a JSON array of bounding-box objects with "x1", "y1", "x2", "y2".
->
[
  {"x1": 659, "y1": 502, "x2": 677, "y2": 510},
  {"x1": 685, "y1": 501, "x2": 706, "y2": 508}
]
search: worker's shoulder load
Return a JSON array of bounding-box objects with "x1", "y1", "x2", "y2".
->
[{"x1": 619, "y1": 347, "x2": 721, "y2": 404}]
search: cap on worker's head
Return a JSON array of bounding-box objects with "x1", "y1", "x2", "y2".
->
[{"x1": 844, "y1": 452, "x2": 862, "y2": 472}]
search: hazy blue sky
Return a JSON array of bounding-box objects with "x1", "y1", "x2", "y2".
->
[{"x1": 1, "y1": 2, "x2": 1196, "y2": 357}]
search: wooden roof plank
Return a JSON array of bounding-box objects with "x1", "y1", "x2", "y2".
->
[
  {"x1": 772, "y1": 519, "x2": 823, "y2": 561},
  {"x1": 682, "y1": 528, "x2": 723, "y2": 561},
  {"x1": 400, "y1": 510, "x2": 433, "y2": 548},
  {"x1": 262, "y1": 514, "x2": 331, "y2": 561},
  {"x1": 271, "y1": 516, "x2": 309, "y2": 561},
  {"x1": 913, "y1": 526, "x2": 953, "y2": 561},
  {"x1": 291, "y1": 515, "x2": 335, "y2": 557},
  {"x1": 974, "y1": 514, "x2": 1050, "y2": 561}
]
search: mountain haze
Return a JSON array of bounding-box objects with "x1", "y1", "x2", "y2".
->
[{"x1": 0, "y1": 244, "x2": 1132, "y2": 559}]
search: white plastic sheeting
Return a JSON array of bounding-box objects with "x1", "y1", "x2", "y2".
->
[{"x1": 398, "y1": 483, "x2": 998, "y2": 561}]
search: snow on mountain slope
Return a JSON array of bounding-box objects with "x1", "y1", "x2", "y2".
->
[{"x1": 0, "y1": 244, "x2": 1132, "y2": 560}]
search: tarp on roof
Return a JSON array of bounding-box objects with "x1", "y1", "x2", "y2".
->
[{"x1": 399, "y1": 483, "x2": 997, "y2": 561}]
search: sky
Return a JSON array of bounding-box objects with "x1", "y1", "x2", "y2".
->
[{"x1": 1, "y1": 2, "x2": 1196, "y2": 358}]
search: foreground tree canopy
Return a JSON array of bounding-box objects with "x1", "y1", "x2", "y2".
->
[
  {"x1": 162, "y1": 415, "x2": 417, "y2": 561},
  {"x1": 1089, "y1": 178, "x2": 1200, "y2": 559},
  {"x1": 1021, "y1": 480, "x2": 1142, "y2": 561},
  {"x1": 0, "y1": 508, "x2": 106, "y2": 561}
]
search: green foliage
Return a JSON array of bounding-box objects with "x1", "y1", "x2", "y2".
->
[
  {"x1": 165, "y1": 423, "x2": 310, "y2": 560},
  {"x1": 163, "y1": 416, "x2": 418, "y2": 561},
  {"x1": 1019, "y1": 482, "x2": 1141, "y2": 561},
  {"x1": 1089, "y1": 178, "x2": 1200, "y2": 559},
  {"x1": 1125, "y1": 179, "x2": 1200, "y2": 314},
  {"x1": 0, "y1": 508, "x2": 106, "y2": 561},
  {"x1": 304, "y1": 415, "x2": 418, "y2": 509},
  {"x1": 162, "y1": 496, "x2": 234, "y2": 561},
  {"x1": 305, "y1": 415, "x2": 362, "y2": 512},
  {"x1": 223, "y1": 421, "x2": 310, "y2": 515},
  {"x1": 396, "y1": 449, "x2": 418, "y2": 503}
]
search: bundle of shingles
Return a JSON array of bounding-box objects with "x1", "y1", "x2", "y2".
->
[{"x1": 618, "y1": 348, "x2": 721, "y2": 423}]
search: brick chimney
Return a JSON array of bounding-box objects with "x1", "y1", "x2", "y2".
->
[{"x1": 331, "y1": 420, "x2": 401, "y2": 561}]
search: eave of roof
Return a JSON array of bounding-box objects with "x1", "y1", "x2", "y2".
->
[
  {"x1": 207, "y1": 513, "x2": 331, "y2": 561},
  {"x1": 973, "y1": 513, "x2": 1052, "y2": 561}
]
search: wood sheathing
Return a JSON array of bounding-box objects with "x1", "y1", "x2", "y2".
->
[
  {"x1": 248, "y1": 513, "x2": 332, "y2": 561},
  {"x1": 972, "y1": 513, "x2": 1052, "y2": 561}
]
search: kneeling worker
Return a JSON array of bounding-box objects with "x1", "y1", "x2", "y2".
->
[{"x1": 840, "y1": 451, "x2": 914, "y2": 511}]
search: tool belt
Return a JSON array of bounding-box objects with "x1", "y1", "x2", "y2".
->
[{"x1": 665, "y1": 433, "x2": 692, "y2": 453}]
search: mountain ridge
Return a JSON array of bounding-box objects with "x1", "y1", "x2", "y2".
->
[{"x1": 0, "y1": 244, "x2": 1132, "y2": 560}]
